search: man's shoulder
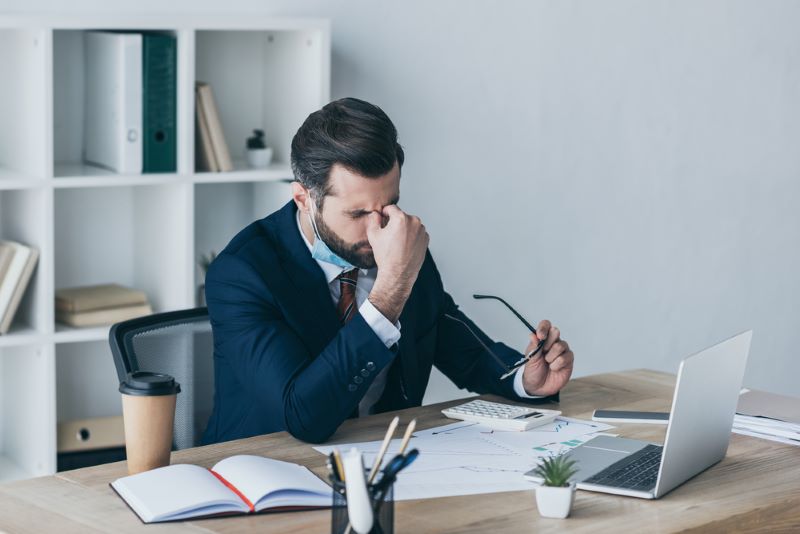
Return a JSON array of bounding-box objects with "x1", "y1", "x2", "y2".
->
[
  {"x1": 219, "y1": 201, "x2": 294, "y2": 261},
  {"x1": 208, "y1": 201, "x2": 295, "y2": 280}
]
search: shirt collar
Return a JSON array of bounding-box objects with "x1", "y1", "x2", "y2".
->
[{"x1": 295, "y1": 208, "x2": 370, "y2": 285}]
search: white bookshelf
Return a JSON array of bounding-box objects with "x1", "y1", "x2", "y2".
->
[{"x1": 0, "y1": 14, "x2": 330, "y2": 482}]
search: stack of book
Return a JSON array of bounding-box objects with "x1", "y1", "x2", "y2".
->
[
  {"x1": 55, "y1": 284, "x2": 153, "y2": 328},
  {"x1": 195, "y1": 81, "x2": 234, "y2": 172},
  {"x1": 0, "y1": 241, "x2": 40, "y2": 335}
]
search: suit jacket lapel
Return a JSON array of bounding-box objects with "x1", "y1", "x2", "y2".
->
[
  {"x1": 262, "y1": 201, "x2": 341, "y2": 353},
  {"x1": 263, "y1": 201, "x2": 423, "y2": 406}
]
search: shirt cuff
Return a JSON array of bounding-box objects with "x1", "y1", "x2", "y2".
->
[
  {"x1": 513, "y1": 365, "x2": 545, "y2": 399},
  {"x1": 359, "y1": 298, "x2": 401, "y2": 348}
]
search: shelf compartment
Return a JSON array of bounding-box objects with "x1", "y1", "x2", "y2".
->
[
  {"x1": 56, "y1": 340, "x2": 121, "y2": 424},
  {"x1": 0, "y1": 188, "x2": 50, "y2": 338},
  {"x1": 194, "y1": 29, "x2": 327, "y2": 174},
  {"x1": 0, "y1": 29, "x2": 49, "y2": 183},
  {"x1": 194, "y1": 180, "x2": 292, "y2": 294},
  {"x1": 0, "y1": 344, "x2": 55, "y2": 482},
  {"x1": 52, "y1": 29, "x2": 183, "y2": 179},
  {"x1": 54, "y1": 183, "x2": 192, "y2": 331}
]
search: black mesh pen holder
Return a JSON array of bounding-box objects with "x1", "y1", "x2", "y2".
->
[{"x1": 330, "y1": 473, "x2": 394, "y2": 534}]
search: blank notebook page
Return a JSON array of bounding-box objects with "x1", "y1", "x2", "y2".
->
[
  {"x1": 211, "y1": 455, "x2": 331, "y2": 511},
  {"x1": 112, "y1": 463, "x2": 247, "y2": 522}
]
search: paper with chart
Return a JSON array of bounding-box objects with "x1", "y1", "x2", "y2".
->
[{"x1": 315, "y1": 416, "x2": 614, "y2": 500}]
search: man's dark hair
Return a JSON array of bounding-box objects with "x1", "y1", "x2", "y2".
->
[{"x1": 290, "y1": 97, "x2": 404, "y2": 206}]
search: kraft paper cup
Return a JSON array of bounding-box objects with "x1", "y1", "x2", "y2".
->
[{"x1": 119, "y1": 371, "x2": 181, "y2": 475}]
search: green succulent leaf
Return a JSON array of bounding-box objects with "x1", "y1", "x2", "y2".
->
[{"x1": 533, "y1": 455, "x2": 579, "y2": 487}]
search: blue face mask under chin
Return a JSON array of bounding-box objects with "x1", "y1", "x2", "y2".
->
[{"x1": 307, "y1": 203, "x2": 357, "y2": 271}]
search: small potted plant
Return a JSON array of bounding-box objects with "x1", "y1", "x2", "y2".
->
[
  {"x1": 245, "y1": 129, "x2": 273, "y2": 168},
  {"x1": 532, "y1": 455, "x2": 578, "y2": 519},
  {"x1": 197, "y1": 251, "x2": 217, "y2": 306}
]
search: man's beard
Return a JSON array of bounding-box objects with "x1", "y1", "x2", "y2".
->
[{"x1": 314, "y1": 211, "x2": 376, "y2": 269}]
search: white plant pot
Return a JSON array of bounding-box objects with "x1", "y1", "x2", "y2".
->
[
  {"x1": 245, "y1": 147, "x2": 273, "y2": 168},
  {"x1": 535, "y1": 482, "x2": 576, "y2": 519}
]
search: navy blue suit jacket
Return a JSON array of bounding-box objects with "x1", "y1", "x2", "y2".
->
[{"x1": 201, "y1": 201, "x2": 558, "y2": 445}]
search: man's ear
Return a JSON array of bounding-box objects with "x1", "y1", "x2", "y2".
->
[{"x1": 291, "y1": 182, "x2": 312, "y2": 214}]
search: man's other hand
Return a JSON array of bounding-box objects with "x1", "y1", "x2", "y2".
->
[{"x1": 521, "y1": 320, "x2": 574, "y2": 396}]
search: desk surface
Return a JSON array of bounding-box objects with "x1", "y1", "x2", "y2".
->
[{"x1": 1, "y1": 369, "x2": 798, "y2": 533}]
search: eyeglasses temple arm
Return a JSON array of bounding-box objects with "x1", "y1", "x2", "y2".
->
[
  {"x1": 472, "y1": 294, "x2": 538, "y2": 334},
  {"x1": 443, "y1": 313, "x2": 517, "y2": 380}
]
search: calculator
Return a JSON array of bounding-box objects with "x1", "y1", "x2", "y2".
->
[{"x1": 441, "y1": 399, "x2": 561, "y2": 431}]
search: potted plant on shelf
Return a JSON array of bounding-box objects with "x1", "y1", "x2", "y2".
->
[
  {"x1": 245, "y1": 129, "x2": 273, "y2": 168},
  {"x1": 532, "y1": 455, "x2": 579, "y2": 519},
  {"x1": 197, "y1": 251, "x2": 217, "y2": 307}
]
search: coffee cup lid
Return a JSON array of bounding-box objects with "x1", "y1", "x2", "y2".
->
[{"x1": 119, "y1": 371, "x2": 181, "y2": 396}]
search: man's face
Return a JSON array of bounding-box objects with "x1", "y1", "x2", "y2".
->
[{"x1": 311, "y1": 161, "x2": 401, "y2": 269}]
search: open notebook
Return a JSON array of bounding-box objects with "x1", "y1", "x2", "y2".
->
[{"x1": 110, "y1": 455, "x2": 332, "y2": 523}]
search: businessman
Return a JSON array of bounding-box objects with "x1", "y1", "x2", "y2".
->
[{"x1": 201, "y1": 98, "x2": 574, "y2": 444}]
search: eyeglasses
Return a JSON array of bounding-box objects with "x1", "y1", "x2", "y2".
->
[{"x1": 443, "y1": 294, "x2": 546, "y2": 381}]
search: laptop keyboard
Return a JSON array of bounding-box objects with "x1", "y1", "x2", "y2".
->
[{"x1": 583, "y1": 444, "x2": 663, "y2": 492}]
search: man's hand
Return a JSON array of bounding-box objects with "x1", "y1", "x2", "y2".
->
[
  {"x1": 366, "y1": 205, "x2": 429, "y2": 323},
  {"x1": 521, "y1": 320, "x2": 574, "y2": 396}
]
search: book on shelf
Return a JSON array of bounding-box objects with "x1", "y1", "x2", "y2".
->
[
  {"x1": 195, "y1": 86, "x2": 219, "y2": 172},
  {"x1": 142, "y1": 32, "x2": 177, "y2": 173},
  {"x1": 0, "y1": 244, "x2": 13, "y2": 286},
  {"x1": 83, "y1": 31, "x2": 143, "y2": 174},
  {"x1": 56, "y1": 303, "x2": 153, "y2": 328},
  {"x1": 0, "y1": 241, "x2": 40, "y2": 335},
  {"x1": 55, "y1": 283, "x2": 148, "y2": 313},
  {"x1": 195, "y1": 81, "x2": 234, "y2": 172},
  {"x1": 55, "y1": 283, "x2": 152, "y2": 327},
  {"x1": 110, "y1": 455, "x2": 331, "y2": 524}
]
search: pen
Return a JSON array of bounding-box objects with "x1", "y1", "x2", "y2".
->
[{"x1": 328, "y1": 452, "x2": 341, "y2": 482}]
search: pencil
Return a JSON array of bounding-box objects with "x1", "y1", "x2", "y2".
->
[
  {"x1": 367, "y1": 416, "x2": 399, "y2": 484},
  {"x1": 333, "y1": 447, "x2": 346, "y2": 482},
  {"x1": 398, "y1": 418, "x2": 417, "y2": 455}
]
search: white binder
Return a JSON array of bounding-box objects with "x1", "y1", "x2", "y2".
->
[{"x1": 83, "y1": 31, "x2": 142, "y2": 174}]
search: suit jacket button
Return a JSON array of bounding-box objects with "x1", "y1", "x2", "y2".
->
[
  {"x1": 354, "y1": 376, "x2": 363, "y2": 384},
  {"x1": 348, "y1": 384, "x2": 357, "y2": 392},
  {"x1": 366, "y1": 361, "x2": 375, "y2": 371},
  {"x1": 360, "y1": 369, "x2": 369, "y2": 377}
]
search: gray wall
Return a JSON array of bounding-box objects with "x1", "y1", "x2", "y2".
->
[{"x1": 7, "y1": 0, "x2": 799, "y2": 400}]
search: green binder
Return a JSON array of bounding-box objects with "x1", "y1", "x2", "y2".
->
[{"x1": 142, "y1": 33, "x2": 177, "y2": 173}]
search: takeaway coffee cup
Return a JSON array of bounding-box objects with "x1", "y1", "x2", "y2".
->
[{"x1": 119, "y1": 371, "x2": 181, "y2": 475}]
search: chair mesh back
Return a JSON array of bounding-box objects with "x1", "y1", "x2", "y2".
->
[{"x1": 128, "y1": 320, "x2": 214, "y2": 450}]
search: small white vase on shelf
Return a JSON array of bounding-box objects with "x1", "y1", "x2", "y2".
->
[{"x1": 245, "y1": 146, "x2": 273, "y2": 169}]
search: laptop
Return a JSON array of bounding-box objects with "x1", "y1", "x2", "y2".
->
[{"x1": 524, "y1": 330, "x2": 752, "y2": 499}]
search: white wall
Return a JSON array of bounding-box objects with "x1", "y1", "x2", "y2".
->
[{"x1": 5, "y1": 0, "x2": 799, "y2": 400}]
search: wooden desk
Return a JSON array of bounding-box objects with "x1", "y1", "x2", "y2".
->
[{"x1": 1, "y1": 370, "x2": 798, "y2": 533}]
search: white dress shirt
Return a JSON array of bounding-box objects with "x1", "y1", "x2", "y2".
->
[{"x1": 295, "y1": 210, "x2": 540, "y2": 416}]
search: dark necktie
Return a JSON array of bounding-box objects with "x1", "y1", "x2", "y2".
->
[{"x1": 336, "y1": 269, "x2": 359, "y2": 324}]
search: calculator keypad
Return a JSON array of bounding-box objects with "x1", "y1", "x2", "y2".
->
[{"x1": 442, "y1": 399, "x2": 560, "y2": 431}]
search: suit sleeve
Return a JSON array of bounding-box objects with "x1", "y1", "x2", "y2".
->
[
  {"x1": 205, "y1": 252, "x2": 398, "y2": 443},
  {"x1": 428, "y1": 258, "x2": 559, "y2": 405}
]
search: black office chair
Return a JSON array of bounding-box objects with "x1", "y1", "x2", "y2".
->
[{"x1": 109, "y1": 307, "x2": 215, "y2": 451}]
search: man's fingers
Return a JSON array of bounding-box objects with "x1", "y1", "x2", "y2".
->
[
  {"x1": 549, "y1": 350, "x2": 574, "y2": 372},
  {"x1": 536, "y1": 320, "x2": 551, "y2": 342},
  {"x1": 365, "y1": 212, "x2": 383, "y2": 239},
  {"x1": 382, "y1": 204, "x2": 404, "y2": 218},
  {"x1": 545, "y1": 326, "x2": 560, "y2": 352},
  {"x1": 545, "y1": 340, "x2": 567, "y2": 363}
]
